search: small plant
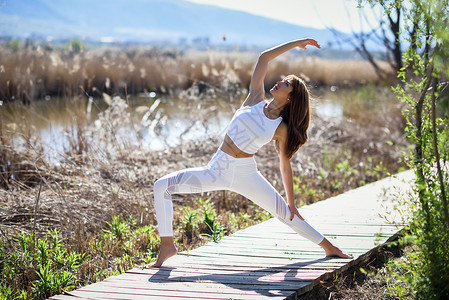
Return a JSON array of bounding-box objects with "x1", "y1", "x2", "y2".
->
[
  {"x1": 104, "y1": 216, "x2": 130, "y2": 241},
  {"x1": 331, "y1": 179, "x2": 342, "y2": 192},
  {"x1": 198, "y1": 198, "x2": 217, "y2": 234},
  {"x1": 202, "y1": 222, "x2": 226, "y2": 242},
  {"x1": 318, "y1": 170, "x2": 328, "y2": 181},
  {"x1": 322, "y1": 146, "x2": 333, "y2": 170},
  {"x1": 227, "y1": 212, "x2": 239, "y2": 229},
  {"x1": 255, "y1": 210, "x2": 271, "y2": 222},
  {"x1": 32, "y1": 263, "x2": 76, "y2": 299},
  {"x1": 182, "y1": 207, "x2": 199, "y2": 240},
  {"x1": 196, "y1": 198, "x2": 226, "y2": 242}
]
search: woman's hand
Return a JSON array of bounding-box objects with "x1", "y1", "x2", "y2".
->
[
  {"x1": 288, "y1": 203, "x2": 304, "y2": 221},
  {"x1": 297, "y1": 39, "x2": 321, "y2": 50}
]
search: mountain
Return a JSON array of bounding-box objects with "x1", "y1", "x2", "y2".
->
[{"x1": 0, "y1": 0, "x2": 342, "y2": 47}]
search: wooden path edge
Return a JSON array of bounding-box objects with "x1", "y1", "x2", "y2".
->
[{"x1": 286, "y1": 229, "x2": 404, "y2": 299}]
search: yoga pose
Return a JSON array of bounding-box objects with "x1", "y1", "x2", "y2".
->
[{"x1": 150, "y1": 39, "x2": 353, "y2": 268}]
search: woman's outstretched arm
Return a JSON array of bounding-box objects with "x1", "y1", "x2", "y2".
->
[{"x1": 242, "y1": 39, "x2": 320, "y2": 107}]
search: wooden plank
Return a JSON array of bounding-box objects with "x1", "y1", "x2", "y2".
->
[
  {"x1": 237, "y1": 224, "x2": 402, "y2": 234},
  {"x1": 230, "y1": 230, "x2": 397, "y2": 238},
  {"x1": 68, "y1": 287, "x2": 288, "y2": 300},
  {"x1": 128, "y1": 265, "x2": 329, "y2": 277},
  {"x1": 50, "y1": 170, "x2": 414, "y2": 300},
  {"x1": 66, "y1": 289, "x2": 201, "y2": 300},
  {"x1": 117, "y1": 268, "x2": 319, "y2": 283},
  {"x1": 200, "y1": 238, "x2": 379, "y2": 252},
  {"x1": 166, "y1": 257, "x2": 349, "y2": 272},
  {"x1": 127, "y1": 266, "x2": 327, "y2": 279},
  {"x1": 48, "y1": 294, "x2": 89, "y2": 300},
  {"x1": 182, "y1": 237, "x2": 389, "y2": 255},
  {"x1": 181, "y1": 248, "x2": 360, "y2": 260},
  {"x1": 228, "y1": 221, "x2": 400, "y2": 232},
  {"x1": 175, "y1": 251, "x2": 351, "y2": 264},
  {"x1": 185, "y1": 248, "x2": 344, "y2": 260},
  {"x1": 79, "y1": 284, "x2": 286, "y2": 298},
  {"x1": 256, "y1": 222, "x2": 403, "y2": 229},
  {"x1": 107, "y1": 276, "x2": 306, "y2": 291},
  {"x1": 99, "y1": 276, "x2": 309, "y2": 289},
  {"x1": 113, "y1": 273, "x2": 309, "y2": 286},
  {"x1": 199, "y1": 238, "x2": 386, "y2": 250},
  {"x1": 195, "y1": 246, "x2": 366, "y2": 257}
]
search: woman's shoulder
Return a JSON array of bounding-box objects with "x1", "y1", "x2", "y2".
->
[
  {"x1": 241, "y1": 88, "x2": 265, "y2": 107},
  {"x1": 277, "y1": 121, "x2": 288, "y2": 132}
]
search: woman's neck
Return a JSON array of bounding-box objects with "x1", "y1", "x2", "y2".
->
[{"x1": 266, "y1": 99, "x2": 286, "y2": 118}]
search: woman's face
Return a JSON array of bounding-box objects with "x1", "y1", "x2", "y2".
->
[{"x1": 270, "y1": 78, "x2": 293, "y2": 101}]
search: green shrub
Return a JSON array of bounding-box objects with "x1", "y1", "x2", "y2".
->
[
  {"x1": 1, "y1": 216, "x2": 159, "y2": 299},
  {"x1": 390, "y1": 0, "x2": 449, "y2": 298}
]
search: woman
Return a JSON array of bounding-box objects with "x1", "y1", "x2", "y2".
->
[{"x1": 150, "y1": 39, "x2": 353, "y2": 268}]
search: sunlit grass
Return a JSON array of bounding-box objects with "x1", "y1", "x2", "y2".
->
[{"x1": 0, "y1": 218, "x2": 159, "y2": 299}]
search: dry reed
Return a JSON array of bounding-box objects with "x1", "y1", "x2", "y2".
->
[{"x1": 0, "y1": 44, "x2": 395, "y2": 103}]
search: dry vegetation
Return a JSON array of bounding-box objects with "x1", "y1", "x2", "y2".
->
[
  {"x1": 0, "y1": 43, "x2": 406, "y2": 298},
  {"x1": 1, "y1": 90, "x2": 407, "y2": 297},
  {"x1": 1, "y1": 89, "x2": 407, "y2": 231},
  {"x1": 0, "y1": 42, "x2": 395, "y2": 103}
]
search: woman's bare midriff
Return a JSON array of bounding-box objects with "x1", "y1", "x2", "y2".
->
[{"x1": 219, "y1": 134, "x2": 254, "y2": 158}]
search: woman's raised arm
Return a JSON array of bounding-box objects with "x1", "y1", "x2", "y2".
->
[{"x1": 242, "y1": 39, "x2": 320, "y2": 107}]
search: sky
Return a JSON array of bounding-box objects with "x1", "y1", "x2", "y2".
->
[{"x1": 186, "y1": 0, "x2": 380, "y2": 34}]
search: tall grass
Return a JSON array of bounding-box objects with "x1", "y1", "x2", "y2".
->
[{"x1": 0, "y1": 43, "x2": 394, "y2": 103}]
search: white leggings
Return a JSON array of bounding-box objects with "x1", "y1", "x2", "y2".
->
[{"x1": 153, "y1": 149, "x2": 324, "y2": 244}]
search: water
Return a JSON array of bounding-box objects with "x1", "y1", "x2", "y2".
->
[
  {"x1": 1, "y1": 92, "x2": 343, "y2": 159},
  {"x1": 315, "y1": 99, "x2": 344, "y2": 120}
]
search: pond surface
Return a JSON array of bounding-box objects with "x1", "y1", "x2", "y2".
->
[{"x1": 1, "y1": 90, "x2": 343, "y2": 160}]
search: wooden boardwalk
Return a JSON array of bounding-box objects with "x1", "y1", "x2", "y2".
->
[{"x1": 50, "y1": 170, "x2": 414, "y2": 300}]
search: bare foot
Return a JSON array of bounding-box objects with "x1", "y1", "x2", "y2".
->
[
  {"x1": 324, "y1": 245, "x2": 353, "y2": 259},
  {"x1": 319, "y1": 238, "x2": 353, "y2": 259},
  {"x1": 148, "y1": 237, "x2": 178, "y2": 268}
]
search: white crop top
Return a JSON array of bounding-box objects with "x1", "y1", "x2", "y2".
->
[{"x1": 226, "y1": 101, "x2": 283, "y2": 154}]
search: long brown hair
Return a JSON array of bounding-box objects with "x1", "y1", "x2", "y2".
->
[{"x1": 279, "y1": 75, "x2": 311, "y2": 159}]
